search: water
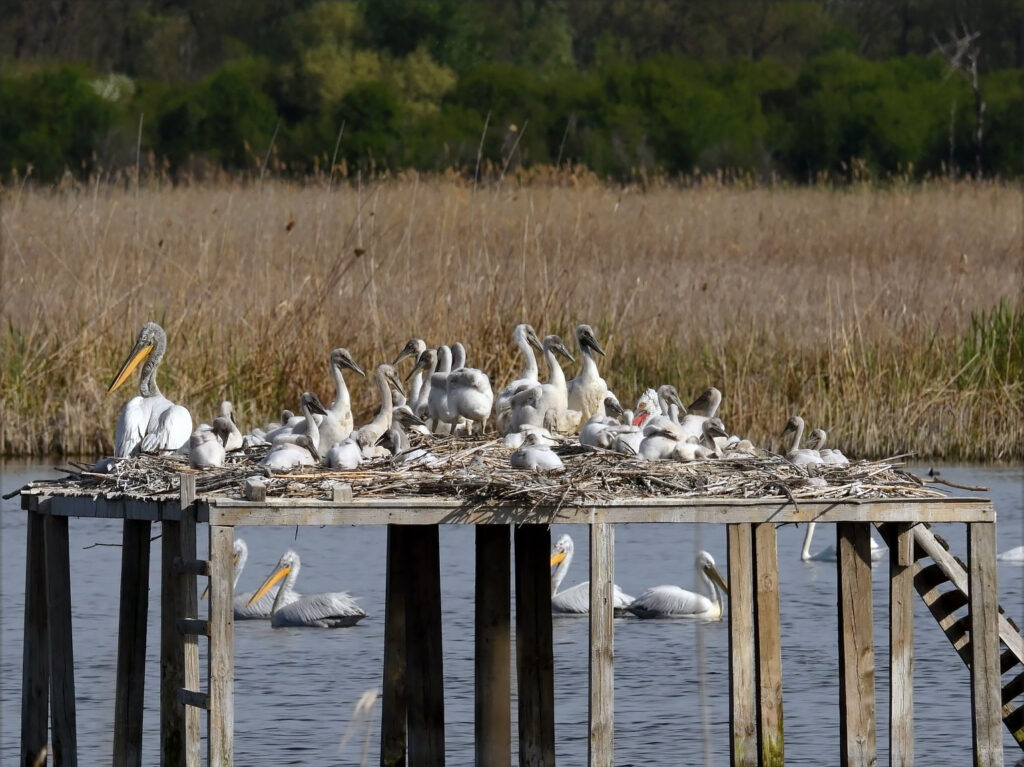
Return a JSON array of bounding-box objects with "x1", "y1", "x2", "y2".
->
[{"x1": 2, "y1": 462, "x2": 1022, "y2": 765}]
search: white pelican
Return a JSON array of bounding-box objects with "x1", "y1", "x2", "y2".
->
[
  {"x1": 201, "y1": 539, "x2": 301, "y2": 619},
  {"x1": 425, "y1": 346, "x2": 454, "y2": 434},
  {"x1": 108, "y1": 322, "x2": 193, "y2": 457},
  {"x1": 188, "y1": 417, "x2": 232, "y2": 469},
  {"x1": 801, "y1": 522, "x2": 885, "y2": 563},
  {"x1": 550, "y1": 533, "x2": 634, "y2": 615},
  {"x1": 566, "y1": 324, "x2": 611, "y2": 425},
  {"x1": 445, "y1": 363, "x2": 493, "y2": 436},
  {"x1": 627, "y1": 551, "x2": 729, "y2": 619},
  {"x1": 998, "y1": 546, "x2": 1024, "y2": 562},
  {"x1": 495, "y1": 324, "x2": 544, "y2": 432},
  {"x1": 393, "y1": 338, "x2": 427, "y2": 416},
  {"x1": 248, "y1": 550, "x2": 367, "y2": 628},
  {"x1": 293, "y1": 348, "x2": 364, "y2": 452},
  {"x1": 638, "y1": 422, "x2": 719, "y2": 462},
  {"x1": 326, "y1": 437, "x2": 362, "y2": 470},
  {"x1": 354, "y1": 364, "x2": 405, "y2": 448},
  {"x1": 507, "y1": 334, "x2": 574, "y2": 433},
  {"x1": 678, "y1": 387, "x2": 723, "y2": 440},
  {"x1": 509, "y1": 431, "x2": 564, "y2": 471},
  {"x1": 579, "y1": 396, "x2": 628, "y2": 450},
  {"x1": 217, "y1": 402, "x2": 244, "y2": 451},
  {"x1": 262, "y1": 392, "x2": 328, "y2": 470},
  {"x1": 806, "y1": 428, "x2": 850, "y2": 467},
  {"x1": 780, "y1": 415, "x2": 824, "y2": 467}
]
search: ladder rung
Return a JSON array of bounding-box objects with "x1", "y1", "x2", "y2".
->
[
  {"x1": 1004, "y1": 671, "x2": 1024, "y2": 706},
  {"x1": 1004, "y1": 702, "x2": 1024, "y2": 736},
  {"x1": 179, "y1": 688, "x2": 209, "y2": 710},
  {"x1": 932, "y1": 589, "x2": 969, "y2": 621},
  {"x1": 177, "y1": 618, "x2": 210, "y2": 636},
  {"x1": 174, "y1": 557, "x2": 210, "y2": 576},
  {"x1": 947, "y1": 615, "x2": 970, "y2": 651}
]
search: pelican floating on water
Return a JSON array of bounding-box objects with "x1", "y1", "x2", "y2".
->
[
  {"x1": 248, "y1": 550, "x2": 367, "y2": 628},
  {"x1": 201, "y1": 539, "x2": 301, "y2": 619},
  {"x1": 550, "y1": 533, "x2": 634, "y2": 615},
  {"x1": 108, "y1": 322, "x2": 192, "y2": 457},
  {"x1": 627, "y1": 551, "x2": 729, "y2": 619}
]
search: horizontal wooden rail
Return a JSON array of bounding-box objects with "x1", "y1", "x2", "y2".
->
[
  {"x1": 178, "y1": 689, "x2": 209, "y2": 710},
  {"x1": 177, "y1": 619, "x2": 210, "y2": 637},
  {"x1": 173, "y1": 558, "x2": 210, "y2": 577}
]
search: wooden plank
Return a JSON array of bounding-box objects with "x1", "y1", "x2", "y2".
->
[
  {"x1": 44, "y1": 511, "x2": 79, "y2": 766},
  {"x1": 968, "y1": 523, "x2": 1003, "y2": 767},
  {"x1": 208, "y1": 524, "x2": 235, "y2": 767},
  {"x1": 589, "y1": 522, "x2": 614, "y2": 767},
  {"x1": 20, "y1": 510, "x2": 49, "y2": 767},
  {"x1": 178, "y1": 689, "x2": 209, "y2": 710},
  {"x1": 174, "y1": 558, "x2": 210, "y2": 577},
  {"x1": 161, "y1": 516, "x2": 186, "y2": 767},
  {"x1": 243, "y1": 477, "x2": 266, "y2": 502},
  {"x1": 514, "y1": 524, "x2": 555, "y2": 767},
  {"x1": 752, "y1": 523, "x2": 783, "y2": 767},
  {"x1": 177, "y1": 619, "x2": 210, "y2": 636},
  {"x1": 180, "y1": 504, "x2": 201, "y2": 767},
  {"x1": 475, "y1": 526, "x2": 511, "y2": 767},
  {"x1": 889, "y1": 523, "x2": 914, "y2": 767},
  {"x1": 404, "y1": 526, "x2": 445, "y2": 766},
  {"x1": 113, "y1": 519, "x2": 152, "y2": 767},
  {"x1": 380, "y1": 526, "x2": 408, "y2": 767},
  {"x1": 837, "y1": 522, "x2": 876, "y2": 767},
  {"x1": 728, "y1": 523, "x2": 757, "y2": 767}
]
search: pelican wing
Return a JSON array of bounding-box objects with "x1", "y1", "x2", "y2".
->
[
  {"x1": 139, "y1": 400, "x2": 192, "y2": 453},
  {"x1": 114, "y1": 396, "x2": 149, "y2": 457},
  {"x1": 552, "y1": 581, "x2": 635, "y2": 614},
  {"x1": 271, "y1": 591, "x2": 367, "y2": 628},
  {"x1": 627, "y1": 585, "x2": 713, "y2": 618}
]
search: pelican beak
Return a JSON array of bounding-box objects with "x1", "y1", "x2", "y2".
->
[
  {"x1": 308, "y1": 396, "x2": 329, "y2": 417},
  {"x1": 554, "y1": 341, "x2": 575, "y2": 363},
  {"x1": 388, "y1": 370, "x2": 406, "y2": 398},
  {"x1": 246, "y1": 564, "x2": 291, "y2": 607},
  {"x1": 407, "y1": 353, "x2": 428, "y2": 382},
  {"x1": 605, "y1": 398, "x2": 625, "y2": 419},
  {"x1": 582, "y1": 331, "x2": 605, "y2": 356},
  {"x1": 340, "y1": 355, "x2": 365, "y2": 377},
  {"x1": 708, "y1": 421, "x2": 729, "y2": 440},
  {"x1": 706, "y1": 564, "x2": 730, "y2": 596},
  {"x1": 107, "y1": 342, "x2": 154, "y2": 393},
  {"x1": 550, "y1": 550, "x2": 567, "y2": 567},
  {"x1": 393, "y1": 341, "x2": 417, "y2": 366},
  {"x1": 527, "y1": 328, "x2": 543, "y2": 351},
  {"x1": 668, "y1": 390, "x2": 685, "y2": 411}
]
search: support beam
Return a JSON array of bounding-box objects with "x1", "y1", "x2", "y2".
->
[
  {"x1": 889, "y1": 523, "x2": 914, "y2": 767},
  {"x1": 968, "y1": 523, "x2": 1002, "y2": 767},
  {"x1": 589, "y1": 522, "x2": 615, "y2": 766},
  {"x1": 752, "y1": 524, "x2": 783, "y2": 767},
  {"x1": 515, "y1": 524, "x2": 555, "y2": 767},
  {"x1": 44, "y1": 510, "x2": 78, "y2": 766},
  {"x1": 21, "y1": 509, "x2": 49, "y2": 767},
  {"x1": 113, "y1": 519, "x2": 152, "y2": 767},
  {"x1": 380, "y1": 526, "x2": 408, "y2": 767},
  {"x1": 475, "y1": 526, "x2": 511, "y2": 767},
  {"x1": 208, "y1": 524, "x2": 235, "y2": 766},
  {"x1": 837, "y1": 522, "x2": 876, "y2": 767},
  {"x1": 728, "y1": 523, "x2": 757, "y2": 767},
  {"x1": 405, "y1": 526, "x2": 445, "y2": 766}
]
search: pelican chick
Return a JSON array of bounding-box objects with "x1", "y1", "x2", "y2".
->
[
  {"x1": 495, "y1": 324, "x2": 544, "y2": 432},
  {"x1": 294, "y1": 348, "x2": 364, "y2": 452},
  {"x1": 807, "y1": 428, "x2": 850, "y2": 467},
  {"x1": 509, "y1": 431, "x2": 564, "y2": 471},
  {"x1": 579, "y1": 396, "x2": 628, "y2": 450},
  {"x1": 354, "y1": 364, "x2": 405, "y2": 447},
  {"x1": 550, "y1": 533, "x2": 634, "y2": 615},
  {"x1": 248, "y1": 550, "x2": 367, "y2": 628},
  {"x1": 188, "y1": 417, "x2": 233, "y2": 469},
  {"x1": 566, "y1": 324, "x2": 611, "y2": 425},
  {"x1": 780, "y1": 415, "x2": 823, "y2": 467},
  {"x1": 393, "y1": 338, "x2": 427, "y2": 415},
  {"x1": 628, "y1": 551, "x2": 729, "y2": 619},
  {"x1": 445, "y1": 365, "x2": 493, "y2": 436},
  {"x1": 325, "y1": 437, "x2": 362, "y2": 470},
  {"x1": 507, "y1": 334, "x2": 574, "y2": 433}
]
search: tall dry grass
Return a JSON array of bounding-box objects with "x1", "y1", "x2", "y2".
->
[{"x1": 1, "y1": 174, "x2": 1021, "y2": 460}]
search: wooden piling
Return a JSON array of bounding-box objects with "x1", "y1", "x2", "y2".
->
[
  {"x1": 889, "y1": 523, "x2": 915, "y2": 767},
  {"x1": 514, "y1": 524, "x2": 555, "y2": 767},
  {"x1": 752, "y1": 523, "x2": 783, "y2": 767},
  {"x1": 208, "y1": 524, "x2": 235, "y2": 766},
  {"x1": 44, "y1": 508, "x2": 78, "y2": 766},
  {"x1": 727, "y1": 523, "x2": 757, "y2": 767},
  {"x1": 968, "y1": 523, "x2": 1003, "y2": 767},
  {"x1": 589, "y1": 522, "x2": 614, "y2": 767},
  {"x1": 837, "y1": 522, "x2": 876, "y2": 767},
  {"x1": 475, "y1": 526, "x2": 511, "y2": 767},
  {"x1": 380, "y1": 526, "x2": 408, "y2": 767},
  {"x1": 113, "y1": 519, "x2": 152, "y2": 767},
  {"x1": 20, "y1": 507, "x2": 49, "y2": 767}
]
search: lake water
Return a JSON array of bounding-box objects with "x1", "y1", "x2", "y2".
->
[{"x1": 2, "y1": 462, "x2": 1022, "y2": 766}]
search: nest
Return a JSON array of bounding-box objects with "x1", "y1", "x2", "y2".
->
[{"x1": 19, "y1": 435, "x2": 946, "y2": 510}]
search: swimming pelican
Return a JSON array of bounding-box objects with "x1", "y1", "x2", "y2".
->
[
  {"x1": 508, "y1": 334, "x2": 574, "y2": 433},
  {"x1": 510, "y1": 431, "x2": 564, "y2": 471},
  {"x1": 998, "y1": 546, "x2": 1024, "y2": 562},
  {"x1": 549, "y1": 534, "x2": 634, "y2": 615},
  {"x1": 627, "y1": 551, "x2": 729, "y2": 619},
  {"x1": 495, "y1": 324, "x2": 544, "y2": 432},
  {"x1": 108, "y1": 322, "x2": 193, "y2": 457},
  {"x1": 247, "y1": 550, "x2": 367, "y2": 628},
  {"x1": 566, "y1": 324, "x2": 611, "y2": 425},
  {"x1": 393, "y1": 338, "x2": 427, "y2": 415},
  {"x1": 801, "y1": 522, "x2": 885, "y2": 563},
  {"x1": 188, "y1": 417, "x2": 232, "y2": 469},
  {"x1": 293, "y1": 348, "x2": 364, "y2": 452},
  {"x1": 780, "y1": 415, "x2": 824, "y2": 467},
  {"x1": 354, "y1": 364, "x2": 405, "y2": 447},
  {"x1": 201, "y1": 539, "x2": 301, "y2": 619},
  {"x1": 806, "y1": 428, "x2": 850, "y2": 467}
]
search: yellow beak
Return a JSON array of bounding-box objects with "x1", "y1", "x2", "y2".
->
[
  {"x1": 550, "y1": 551, "x2": 567, "y2": 567},
  {"x1": 107, "y1": 344, "x2": 154, "y2": 393},
  {"x1": 246, "y1": 565, "x2": 291, "y2": 607},
  {"x1": 706, "y1": 565, "x2": 730, "y2": 596}
]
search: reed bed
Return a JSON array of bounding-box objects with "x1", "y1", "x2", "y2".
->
[{"x1": 1, "y1": 175, "x2": 1021, "y2": 460}]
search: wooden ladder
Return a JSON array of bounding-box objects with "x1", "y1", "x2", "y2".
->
[{"x1": 877, "y1": 522, "x2": 1024, "y2": 747}]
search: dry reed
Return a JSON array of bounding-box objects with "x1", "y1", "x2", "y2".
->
[{"x1": 1, "y1": 175, "x2": 1021, "y2": 460}]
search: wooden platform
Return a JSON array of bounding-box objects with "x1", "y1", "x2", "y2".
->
[{"x1": 18, "y1": 478, "x2": 1004, "y2": 767}]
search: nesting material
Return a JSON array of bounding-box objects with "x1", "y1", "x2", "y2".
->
[{"x1": 21, "y1": 435, "x2": 946, "y2": 510}]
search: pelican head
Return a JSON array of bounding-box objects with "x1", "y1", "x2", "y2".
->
[
  {"x1": 393, "y1": 407, "x2": 426, "y2": 431},
  {"x1": 280, "y1": 409, "x2": 294, "y2": 423},
  {"x1": 375, "y1": 426, "x2": 409, "y2": 456},
  {"x1": 703, "y1": 417, "x2": 729, "y2": 441},
  {"x1": 575, "y1": 324, "x2": 605, "y2": 356},
  {"x1": 408, "y1": 348, "x2": 437, "y2": 381},
  {"x1": 107, "y1": 321, "x2": 167, "y2": 394},
  {"x1": 515, "y1": 323, "x2": 543, "y2": 352},
  {"x1": 299, "y1": 391, "x2": 329, "y2": 417},
  {"x1": 688, "y1": 387, "x2": 722, "y2": 417},
  {"x1": 780, "y1": 415, "x2": 805, "y2": 439},
  {"x1": 550, "y1": 533, "x2": 573, "y2": 567},
  {"x1": 697, "y1": 550, "x2": 729, "y2": 596},
  {"x1": 657, "y1": 385, "x2": 685, "y2": 412},
  {"x1": 331, "y1": 348, "x2": 365, "y2": 377},
  {"x1": 543, "y1": 334, "x2": 575, "y2": 363},
  {"x1": 807, "y1": 428, "x2": 827, "y2": 450},
  {"x1": 211, "y1": 416, "x2": 235, "y2": 446},
  {"x1": 393, "y1": 338, "x2": 426, "y2": 366},
  {"x1": 295, "y1": 434, "x2": 320, "y2": 462},
  {"x1": 219, "y1": 401, "x2": 237, "y2": 424},
  {"x1": 603, "y1": 395, "x2": 626, "y2": 422},
  {"x1": 247, "y1": 549, "x2": 300, "y2": 607},
  {"x1": 379, "y1": 364, "x2": 405, "y2": 398}
]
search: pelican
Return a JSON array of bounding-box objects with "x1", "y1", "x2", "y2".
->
[
  {"x1": 293, "y1": 348, "x2": 364, "y2": 452},
  {"x1": 393, "y1": 338, "x2": 427, "y2": 415},
  {"x1": 998, "y1": 546, "x2": 1024, "y2": 562},
  {"x1": 188, "y1": 417, "x2": 233, "y2": 469},
  {"x1": 354, "y1": 364, "x2": 405, "y2": 447},
  {"x1": 510, "y1": 431, "x2": 564, "y2": 471},
  {"x1": 579, "y1": 396, "x2": 628, "y2": 449},
  {"x1": 445, "y1": 363, "x2": 493, "y2": 436},
  {"x1": 549, "y1": 534, "x2": 634, "y2": 615},
  {"x1": 635, "y1": 385, "x2": 687, "y2": 436},
  {"x1": 425, "y1": 346, "x2": 454, "y2": 434},
  {"x1": 806, "y1": 428, "x2": 850, "y2": 467},
  {"x1": 326, "y1": 437, "x2": 362, "y2": 470},
  {"x1": 201, "y1": 539, "x2": 301, "y2": 619},
  {"x1": 247, "y1": 550, "x2": 367, "y2": 628},
  {"x1": 217, "y1": 402, "x2": 244, "y2": 451},
  {"x1": 566, "y1": 324, "x2": 611, "y2": 425},
  {"x1": 508, "y1": 334, "x2": 574, "y2": 433},
  {"x1": 627, "y1": 551, "x2": 729, "y2": 619},
  {"x1": 678, "y1": 387, "x2": 723, "y2": 441},
  {"x1": 262, "y1": 392, "x2": 328, "y2": 470},
  {"x1": 495, "y1": 324, "x2": 544, "y2": 432},
  {"x1": 108, "y1": 322, "x2": 193, "y2": 457},
  {"x1": 801, "y1": 522, "x2": 885, "y2": 562},
  {"x1": 780, "y1": 415, "x2": 824, "y2": 467}
]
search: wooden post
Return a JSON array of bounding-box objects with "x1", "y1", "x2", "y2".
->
[
  {"x1": 837, "y1": 522, "x2": 876, "y2": 767},
  {"x1": 475, "y1": 525, "x2": 511, "y2": 767},
  {"x1": 589, "y1": 522, "x2": 614, "y2": 767},
  {"x1": 44, "y1": 509, "x2": 78, "y2": 766},
  {"x1": 208, "y1": 524, "x2": 235, "y2": 766},
  {"x1": 21, "y1": 508, "x2": 49, "y2": 767},
  {"x1": 752, "y1": 523, "x2": 783, "y2": 767},
  {"x1": 968, "y1": 522, "x2": 1002, "y2": 767},
  {"x1": 727, "y1": 523, "x2": 757, "y2": 767},
  {"x1": 514, "y1": 524, "x2": 555, "y2": 767},
  {"x1": 113, "y1": 519, "x2": 152, "y2": 767},
  {"x1": 405, "y1": 526, "x2": 445, "y2": 766},
  {"x1": 889, "y1": 523, "x2": 914, "y2": 767},
  {"x1": 381, "y1": 526, "x2": 408, "y2": 767}
]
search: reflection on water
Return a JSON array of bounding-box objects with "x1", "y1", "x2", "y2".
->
[{"x1": 2, "y1": 462, "x2": 1022, "y2": 765}]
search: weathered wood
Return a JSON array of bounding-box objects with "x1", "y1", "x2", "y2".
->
[
  {"x1": 21, "y1": 509, "x2": 49, "y2": 767},
  {"x1": 113, "y1": 519, "x2": 152, "y2": 767},
  {"x1": 889, "y1": 523, "x2": 914, "y2": 767},
  {"x1": 380, "y1": 526, "x2": 408, "y2": 767},
  {"x1": 475, "y1": 526, "x2": 511, "y2": 767},
  {"x1": 968, "y1": 523, "x2": 1002, "y2": 767},
  {"x1": 180, "y1": 504, "x2": 201, "y2": 767},
  {"x1": 404, "y1": 526, "x2": 445, "y2": 766},
  {"x1": 243, "y1": 478, "x2": 266, "y2": 502},
  {"x1": 752, "y1": 523, "x2": 783, "y2": 767},
  {"x1": 44, "y1": 510, "x2": 79, "y2": 766},
  {"x1": 589, "y1": 522, "x2": 614, "y2": 767},
  {"x1": 176, "y1": 618, "x2": 210, "y2": 636},
  {"x1": 208, "y1": 524, "x2": 235, "y2": 766},
  {"x1": 728, "y1": 524, "x2": 757, "y2": 767},
  {"x1": 174, "y1": 558, "x2": 210, "y2": 577},
  {"x1": 178, "y1": 689, "x2": 209, "y2": 710},
  {"x1": 837, "y1": 522, "x2": 876, "y2": 767},
  {"x1": 332, "y1": 483, "x2": 353, "y2": 502},
  {"x1": 515, "y1": 524, "x2": 555, "y2": 767}
]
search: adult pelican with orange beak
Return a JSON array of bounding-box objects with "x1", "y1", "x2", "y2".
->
[
  {"x1": 108, "y1": 322, "x2": 192, "y2": 457},
  {"x1": 247, "y1": 549, "x2": 366, "y2": 628}
]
